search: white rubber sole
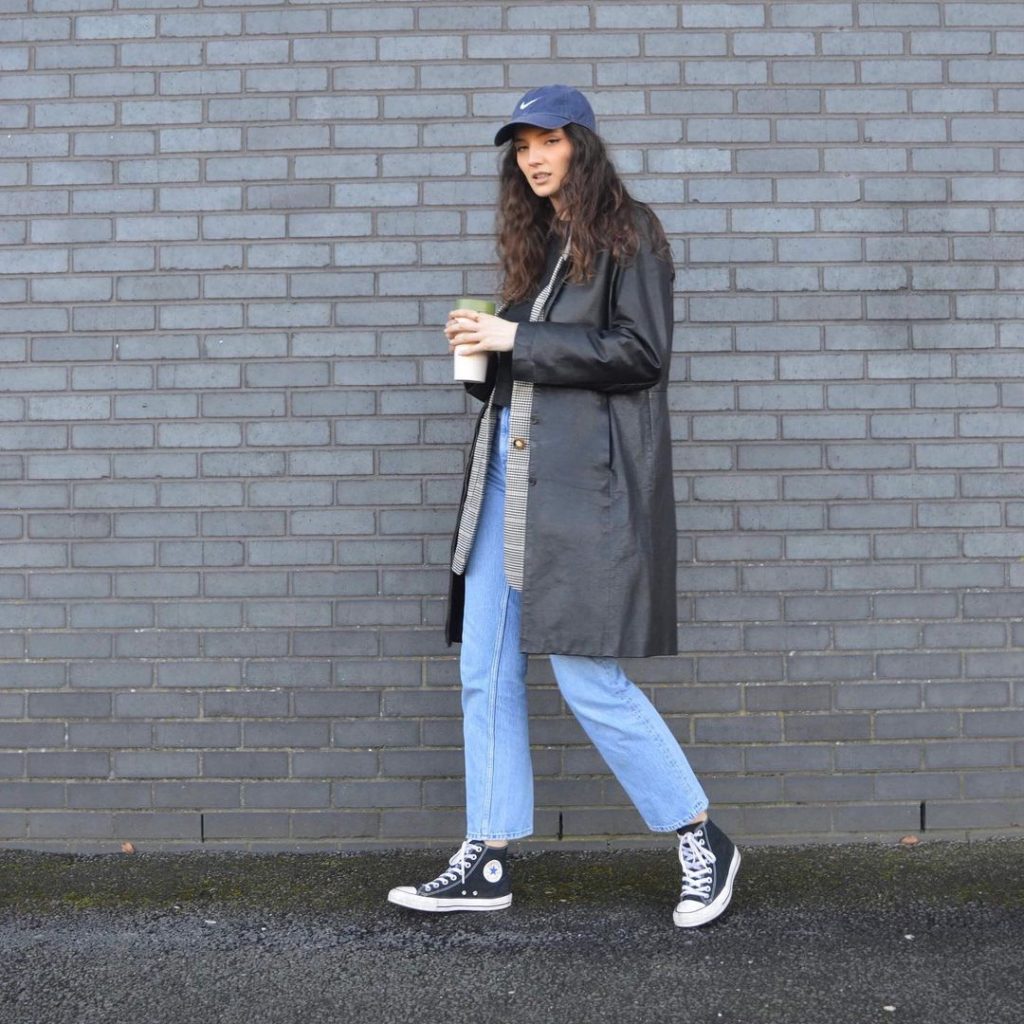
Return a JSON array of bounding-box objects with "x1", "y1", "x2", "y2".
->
[
  {"x1": 387, "y1": 886, "x2": 513, "y2": 913},
  {"x1": 672, "y1": 847, "x2": 741, "y2": 928}
]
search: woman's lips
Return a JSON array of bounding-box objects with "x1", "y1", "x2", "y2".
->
[{"x1": 533, "y1": 173, "x2": 550, "y2": 183}]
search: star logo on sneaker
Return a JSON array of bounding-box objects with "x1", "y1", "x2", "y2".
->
[{"x1": 484, "y1": 860, "x2": 503, "y2": 882}]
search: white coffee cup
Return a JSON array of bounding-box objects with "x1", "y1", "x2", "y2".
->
[
  {"x1": 453, "y1": 349, "x2": 490, "y2": 383},
  {"x1": 452, "y1": 298, "x2": 494, "y2": 383}
]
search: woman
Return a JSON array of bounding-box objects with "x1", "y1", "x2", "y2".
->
[{"x1": 387, "y1": 85, "x2": 741, "y2": 928}]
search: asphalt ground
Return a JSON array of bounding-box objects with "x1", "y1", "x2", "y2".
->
[{"x1": 0, "y1": 838, "x2": 1021, "y2": 1024}]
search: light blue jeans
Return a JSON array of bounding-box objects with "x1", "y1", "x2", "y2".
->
[{"x1": 459, "y1": 403, "x2": 709, "y2": 840}]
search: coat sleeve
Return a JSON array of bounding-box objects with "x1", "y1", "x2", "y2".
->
[{"x1": 510, "y1": 234, "x2": 674, "y2": 394}]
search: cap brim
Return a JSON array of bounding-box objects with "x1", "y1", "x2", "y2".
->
[{"x1": 493, "y1": 114, "x2": 570, "y2": 146}]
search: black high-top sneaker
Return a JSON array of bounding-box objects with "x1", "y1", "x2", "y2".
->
[
  {"x1": 672, "y1": 817, "x2": 741, "y2": 928},
  {"x1": 387, "y1": 839, "x2": 512, "y2": 913}
]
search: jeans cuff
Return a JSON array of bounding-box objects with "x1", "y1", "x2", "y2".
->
[
  {"x1": 648, "y1": 800, "x2": 710, "y2": 832},
  {"x1": 465, "y1": 826, "x2": 533, "y2": 841}
]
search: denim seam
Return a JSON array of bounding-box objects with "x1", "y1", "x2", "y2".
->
[{"x1": 475, "y1": 582, "x2": 510, "y2": 840}]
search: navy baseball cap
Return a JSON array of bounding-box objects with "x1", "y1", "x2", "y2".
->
[{"x1": 493, "y1": 84, "x2": 597, "y2": 146}]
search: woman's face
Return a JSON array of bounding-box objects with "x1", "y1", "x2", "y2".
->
[{"x1": 513, "y1": 125, "x2": 573, "y2": 214}]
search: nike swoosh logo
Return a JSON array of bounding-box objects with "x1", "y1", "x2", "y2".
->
[{"x1": 519, "y1": 98, "x2": 540, "y2": 109}]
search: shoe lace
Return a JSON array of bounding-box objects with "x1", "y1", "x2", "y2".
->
[
  {"x1": 678, "y1": 830, "x2": 716, "y2": 899},
  {"x1": 424, "y1": 840, "x2": 484, "y2": 890}
]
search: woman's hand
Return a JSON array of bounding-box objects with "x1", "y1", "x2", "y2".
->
[{"x1": 445, "y1": 308, "x2": 518, "y2": 355}]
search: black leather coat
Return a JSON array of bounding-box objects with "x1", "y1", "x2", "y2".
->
[{"x1": 445, "y1": 214, "x2": 678, "y2": 658}]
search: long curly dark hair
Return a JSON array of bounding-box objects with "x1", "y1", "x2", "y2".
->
[{"x1": 495, "y1": 122, "x2": 674, "y2": 306}]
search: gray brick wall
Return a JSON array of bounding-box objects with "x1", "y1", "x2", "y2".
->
[{"x1": 1, "y1": 1, "x2": 1023, "y2": 850}]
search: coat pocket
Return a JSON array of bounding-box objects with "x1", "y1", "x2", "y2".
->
[{"x1": 545, "y1": 389, "x2": 611, "y2": 492}]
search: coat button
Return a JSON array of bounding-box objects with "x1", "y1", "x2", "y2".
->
[
  {"x1": 512, "y1": 437, "x2": 526, "y2": 449},
  {"x1": 529, "y1": 476, "x2": 536, "y2": 486}
]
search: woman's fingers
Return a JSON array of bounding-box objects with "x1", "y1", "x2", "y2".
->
[
  {"x1": 445, "y1": 314, "x2": 479, "y2": 339},
  {"x1": 448, "y1": 311, "x2": 480, "y2": 334},
  {"x1": 449, "y1": 311, "x2": 495, "y2": 333},
  {"x1": 449, "y1": 335, "x2": 483, "y2": 353},
  {"x1": 445, "y1": 310, "x2": 509, "y2": 354}
]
